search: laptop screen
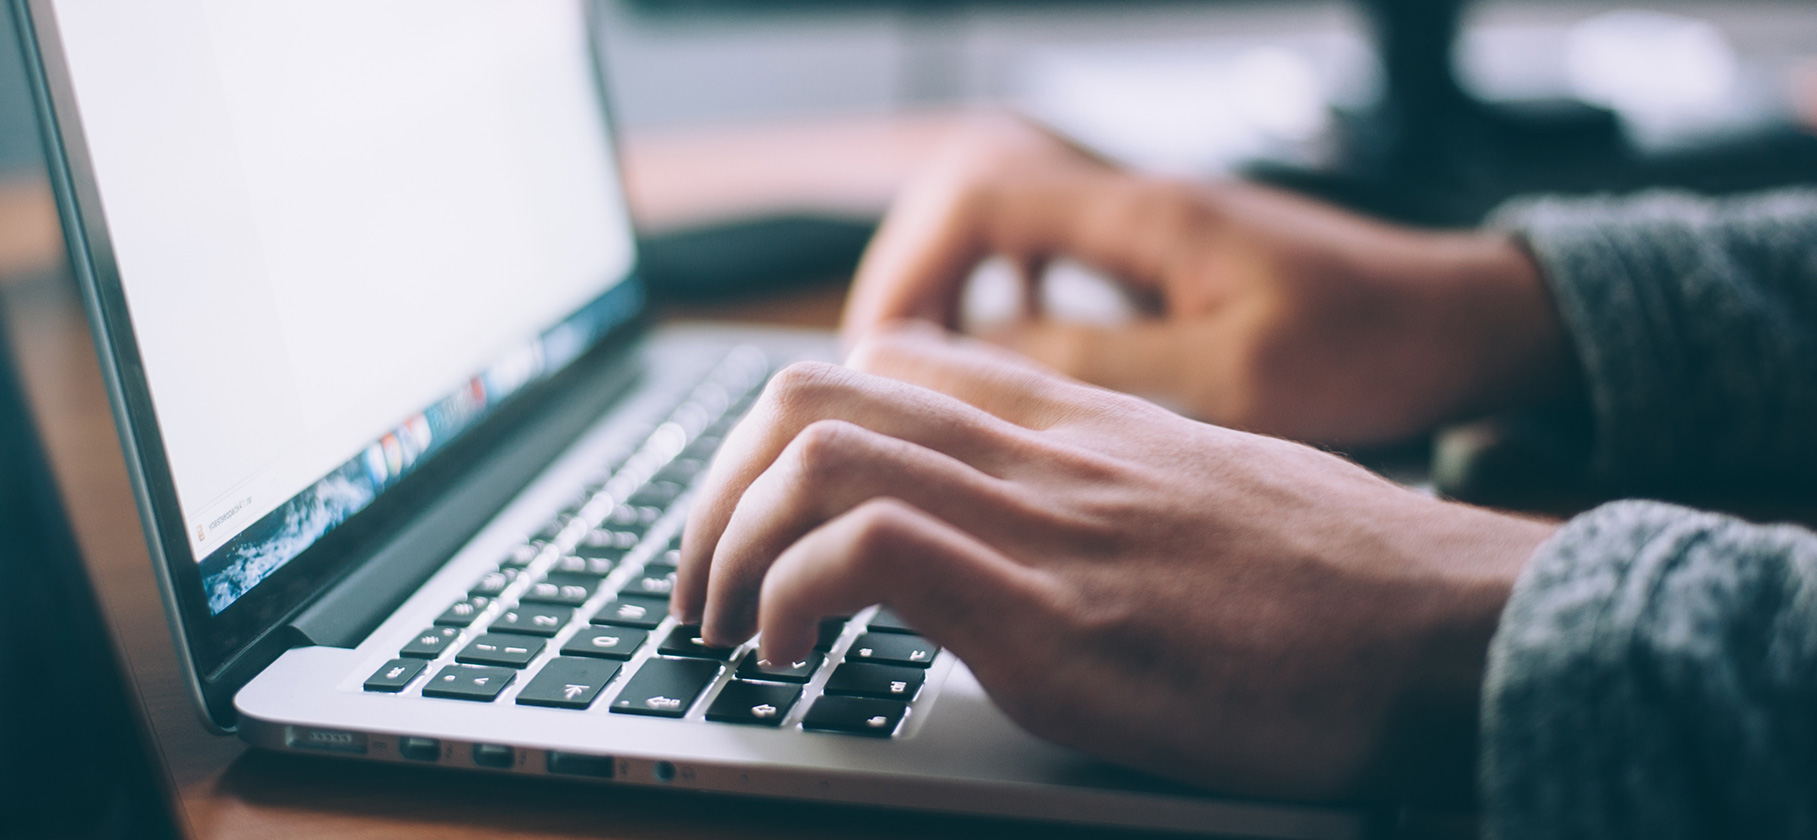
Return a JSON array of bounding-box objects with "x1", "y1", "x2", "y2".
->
[{"x1": 46, "y1": 1, "x2": 638, "y2": 615}]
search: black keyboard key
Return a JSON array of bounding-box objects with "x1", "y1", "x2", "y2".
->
[
  {"x1": 801, "y1": 696, "x2": 907, "y2": 737},
  {"x1": 653, "y1": 457, "x2": 707, "y2": 486},
  {"x1": 591, "y1": 595, "x2": 668, "y2": 629},
  {"x1": 456, "y1": 633, "x2": 545, "y2": 668},
  {"x1": 847, "y1": 633, "x2": 940, "y2": 668},
  {"x1": 561, "y1": 626, "x2": 647, "y2": 660},
  {"x1": 624, "y1": 570, "x2": 676, "y2": 599},
  {"x1": 642, "y1": 560, "x2": 678, "y2": 579},
  {"x1": 363, "y1": 658, "x2": 426, "y2": 692},
  {"x1": 823, "y1": 663, "x2": 924, "y2": 700},
  {"x1": 520, "y1": 576, "x2": 596, "y2": 607},
  {"x1": 434, "y1": 596, "x2": 492, "y2": 627},
  {"x1": 502, "y1": 544, "x2": 543, "y2": 568},
  {"x1": 400, "y1": 626, "x2": 461, "y2": 659},
  {"x1": 548, "y1": 554, "x2": 616, "y2": 578},
  {"x1": 422, "y1": 664, "x2": 515, "y2": 702},
  {"x1": 658, "y1": 625, "x2": 739, "y2": 660},
  {"x1": 490, "y1": 605, "x2": 573, "y2": 637},
  {"x1": 609, "y1": 658, "x2": 721, "y2": 717},
  {"x1": 574, "y1": 529, "x2": 639, "y2": 560},
  {"x1": 627, "y1": 480, "x2": 685, "y2": 508},
  {"x1": 866, "y1": 607, "x2": 917, "y2": 634},
  {"x1": 813, "y1": 618, "x2": 849, "y2": 653},
  {"x1": 469, "y1": 569, "x2": 517, "y2": 597},
  {"x1": 602, "y1": 504, "x2": 662, "y2": 531},
  {"x1": 516, "y1": 657, "x2": 621, "y2": 709},
  {"x1": 684, "y1": 431, "x2": 729, "y2": 458},
  {"x1": 705, "y1": 681, "x2": 800, "y2": 726},
  {"x1": 536, "y1": 514, "x2": 577, "y2": 543},
  {"x1": 735, "y1": 651, "x2": 823, "y2": 684}
]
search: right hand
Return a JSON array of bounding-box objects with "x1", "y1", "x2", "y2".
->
[
  {"x1": 842, "y1": 116, "x2": 1576, "y2": 446},
  {"x1": 675, "y1": 325, "x2": 1555, "y2": 799}
]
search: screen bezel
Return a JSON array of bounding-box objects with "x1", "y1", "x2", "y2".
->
[{"x1": 14, "y1": 0, "x2": 647, "y2": 720}]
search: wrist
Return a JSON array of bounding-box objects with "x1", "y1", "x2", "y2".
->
[
  {"x1": 1372, "y1": 503, "x2": 1555, "y2": 804},
  {"x1": 1421, "y1": 232, "x2": 1580, "y2": 423}
]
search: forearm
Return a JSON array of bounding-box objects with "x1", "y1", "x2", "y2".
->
[
  {"x1": 1490, "y1": 189, "x2": 1817, "y2": 489},
  {"x1": 1482, "y1": 501, "x2": 1817, "y2": 839}
]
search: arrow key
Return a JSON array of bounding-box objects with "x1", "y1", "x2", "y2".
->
[
  {"x1": 705, "y1": 680, "x2": 800, "y2": 727},
  {"x1": 735, "y1": 650, "x2": 823, "y2": 683},
  {"x1": 516, "y1": 657, "x2": 621, "y2": 710}
]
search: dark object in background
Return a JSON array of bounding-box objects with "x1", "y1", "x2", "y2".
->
[
  {"x1": 0, "y1": 304, "x2": 184, "y2": 840},
  {"x1": 628, "y1": 0, "x2": 1817, "y2": 232},
  {"x1": 638, "y1": 213, "x2": 876, "y2": 301}
]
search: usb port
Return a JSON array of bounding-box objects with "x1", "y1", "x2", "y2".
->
[
  {"x1": 398, "y1": 736, "x2": 440, "y2": 762},
  {"x1": 471, "y1": 743, "x2": 514, "y2": 769}
]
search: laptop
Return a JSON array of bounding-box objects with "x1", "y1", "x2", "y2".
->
[
  {"x1": 13, "y1": 2, "x2": 1360, "y2": 836},
  {"x1": 0, "y1": 297, "x2": 184, "y2": 840}
]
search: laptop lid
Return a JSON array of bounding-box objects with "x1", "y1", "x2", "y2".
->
[{"x1": 15, "y1": 0, "x2": 647, "y2": 728}]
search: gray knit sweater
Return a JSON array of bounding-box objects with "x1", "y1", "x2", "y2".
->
[{"x1": 1482, "y1": 191, "x2": 1817, "y2": 839}]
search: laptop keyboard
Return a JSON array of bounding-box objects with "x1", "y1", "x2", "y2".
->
[{"x1": 359, "y1": 347, "x2": 941, "y2": 738}]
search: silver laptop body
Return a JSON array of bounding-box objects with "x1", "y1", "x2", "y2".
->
[{"x1": 14, "y1": 1, "x2": 1360, "y2": 835}]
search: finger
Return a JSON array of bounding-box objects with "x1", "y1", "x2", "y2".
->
[
  {"x1": 841, "y1": 156, "x2": 1193, "y2": 349},
  {"x1": 699, "y1": 419, "x2": 1027, "y2": 645},
  {"x1": 1014, "y1": 253, "x2": 1049, "y2": 320},
  {"x1": 755, "y1": 497, "x2": 1050, "y2": 668},
  {"x1": 986, "y1": 319, "x2": 1192, "y2": 405},
  {"x1": 845, "y1": 323, "x2": 1113, "y2": 429},
  {"x1": 675, "y1": 360, "x2": 1029, "y2": 622}
]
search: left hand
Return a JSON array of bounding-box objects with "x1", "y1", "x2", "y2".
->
[
  {"x1": 674, "y1": 325, "x2": 1555, "y2": 798},
  {"x1": 840, "y1": 116, "x2": 1573, "y2": 447}
]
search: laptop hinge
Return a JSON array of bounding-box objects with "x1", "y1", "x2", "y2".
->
[{"x1": 288, "y1": 345, "x2": 645, "y2": 649}]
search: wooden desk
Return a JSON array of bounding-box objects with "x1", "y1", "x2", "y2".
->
[{"x1": 0, "y1": 114, "x2": 1173, "y2": 840}]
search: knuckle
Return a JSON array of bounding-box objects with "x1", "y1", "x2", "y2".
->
[
  {"x1": 1127, "y1": 179, "x2": 1215, "y2": 260},
  {"x1": 844, "y1": 327, "x2": 918, "y2": 374},
  {"x1": 789, "y1": 419, "x2": 865, "y2": 481},
  {"x1": 764, "y1": 360, "x2": 847, "y2": 414},
  {"x1": 845, "y1": 498, "x2": 919, "y2": 563}
]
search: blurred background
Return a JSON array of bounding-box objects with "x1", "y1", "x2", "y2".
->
[
  {"x1": 600, "y1": 0, "x2": 1817, "y2": 220},
  {"x1": 7, "y1": 1, "x2": 1817, "y2": 288}
]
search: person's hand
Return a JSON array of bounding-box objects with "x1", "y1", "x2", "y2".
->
[
  {"x1": 676, "y1": 325, "x2": 1557, "y2": 799},
  {"x1": 842, "y1": 117, "x2": 1576, "y2": 446}
]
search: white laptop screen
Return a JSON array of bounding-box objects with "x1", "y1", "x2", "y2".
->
[{"x1": 50, "y1": 0, "x2": 637, "y2": 613}]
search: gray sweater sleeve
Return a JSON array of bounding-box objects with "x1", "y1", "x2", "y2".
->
[
  {"x1": 1489, "y1": 189, "x2": 1817, "y2": 489},
  {"x1": 1478, "y1": 190, "x2": 1817, "y2": 837},
  {"x1": 1482, "y1": 501, "x2": 1817, "y2": 839}
]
